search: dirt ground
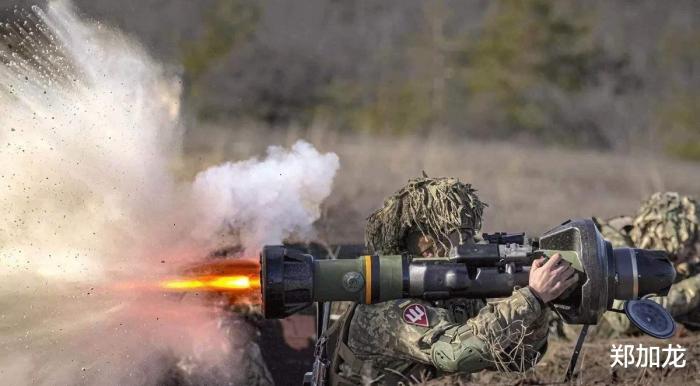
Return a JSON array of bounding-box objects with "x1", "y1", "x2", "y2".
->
[{"x1": 469, "y1": 333, "x2": 700, "y2": 385}]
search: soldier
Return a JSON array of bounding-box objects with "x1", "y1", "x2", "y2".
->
[
  {"x1": 600, "y1": 192, "x2": 700, "y2": 335},
  {"x1": 593, "y1": 215, "x2": 634, "y2": 249},
  {"x1": 322, "y1": 177, "x2": 578, "y2": 385}
]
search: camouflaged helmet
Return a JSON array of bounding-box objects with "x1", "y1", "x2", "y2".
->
[
  {"x1": 365, "y1": 176, "x2": 486, "y2": 254},
  {"x1": 630, "y1": 192, "x2": 699, "y2": 262}
]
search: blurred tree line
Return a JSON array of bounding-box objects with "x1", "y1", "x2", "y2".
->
[{"x1": 9, "y1": 0, "x2": 698, "y2": 159}]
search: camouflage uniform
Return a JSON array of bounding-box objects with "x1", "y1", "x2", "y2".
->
[
  {"x1": 599, "y1": 192, "x2": 700, "y2": 335},
  {"x1": 325, "y1": 177, "x2": 549, "y2": 385},
  {"x1": 593, "y1": 215, "x2": 634, "y2": 249}
]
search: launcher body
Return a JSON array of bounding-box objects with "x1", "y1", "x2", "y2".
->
[{"x1": 262, "y1": 219, "x2": 676, "y2": 325}]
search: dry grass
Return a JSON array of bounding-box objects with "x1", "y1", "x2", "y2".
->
[{"x1": 178, "y1": 124, "x2": 700, "y2": 244}]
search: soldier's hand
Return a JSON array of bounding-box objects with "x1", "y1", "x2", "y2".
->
[{"x1": 528, "y1": 253, "x2": 579, "y2": 303}]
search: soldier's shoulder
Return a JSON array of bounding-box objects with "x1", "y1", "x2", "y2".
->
[
  {"x1": 352, "y1": 299, "x2": 434, "y2": 328},
  {"x1": 351, "y1": 300, "x2": 456, "y2": 342},
  {"x1": 607, "y1": 215, "x2": 634, "y2": 230},
  {"x1": 348, "y1": 299, "x2": 451, "y2": 362},
  {"x1": 595, "y1": 215, "x2": 634, "y2": 247}
]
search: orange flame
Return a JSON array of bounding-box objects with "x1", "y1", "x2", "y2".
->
[
  {"x1": 157, "y1": 258, "x2": 262, "y2": 305},
  {"x1": 160, "y1": 275, "x2": 260, "y2": 291}
]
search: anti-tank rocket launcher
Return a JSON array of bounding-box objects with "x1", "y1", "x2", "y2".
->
[
  {"x1": 261, "y1": 218, "x2": 678, "y2": 384},
  {"x1": 261, "y1": 218, "x2": 677, "y2": 336}
]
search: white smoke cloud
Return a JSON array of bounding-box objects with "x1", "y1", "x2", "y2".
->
[
  {"x1": 0, "y1": 1, "x2": 339, "y2": 385},
  {"x1": 191, "y1": 141, "x2": 339, "y2": 254}
]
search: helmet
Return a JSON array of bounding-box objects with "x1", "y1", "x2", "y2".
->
[
  {"x1": 630, "y1": 192, "x2": 699, "y2": 262},
  {"x1": 365, "y1": 176, "x2": 486, "y2": 255}
]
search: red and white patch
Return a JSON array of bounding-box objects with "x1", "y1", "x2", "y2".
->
[{"x1": 402, "y1": 304, "x2": 429, "y2": 327}]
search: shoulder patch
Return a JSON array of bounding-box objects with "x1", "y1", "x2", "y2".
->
[{"x1": 403, "y1": 303, "x2": 429, "y2": 327}]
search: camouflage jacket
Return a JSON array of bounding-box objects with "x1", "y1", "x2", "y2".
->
[
  {"x1": 327, "y1": 288, "x2": 549, "y2": 385},
  {"x1": 594, "y1": 216, "x2": 635, "y2": 249}
]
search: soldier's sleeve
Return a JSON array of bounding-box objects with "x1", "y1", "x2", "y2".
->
[
  {"x1": 652, "y1": 274, "x2": 700, "y2": 317},
  {"x1": 430, "y1": 287, "x2": 548, "y2": 373},
  {"x1": 347, "y1": 299, "x2": 458, "y2": 365},
  {"x1": 347, "y1": 288, "x2": 547, "y2": 374}
]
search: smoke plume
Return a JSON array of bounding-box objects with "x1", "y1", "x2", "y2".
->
[{"x1": 0, "y1": 2, "x2": 339, "y2": 385}]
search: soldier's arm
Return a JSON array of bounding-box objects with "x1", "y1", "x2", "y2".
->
[
  {"x1": 430, "y1": 253, "x2": 579, "y2": 374},
  {"x1": 652, "y1": 274, "x2": 700, "y2": 317},
  {"x1": 430, "y1": 287, "x2": 548, "y2": 373},
  {"x1": 348, "y1": 255, "x2": 571, "y2": 374},
  {"x1": 347, "y1": 292, "x2": 547, "y2": 375}
]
